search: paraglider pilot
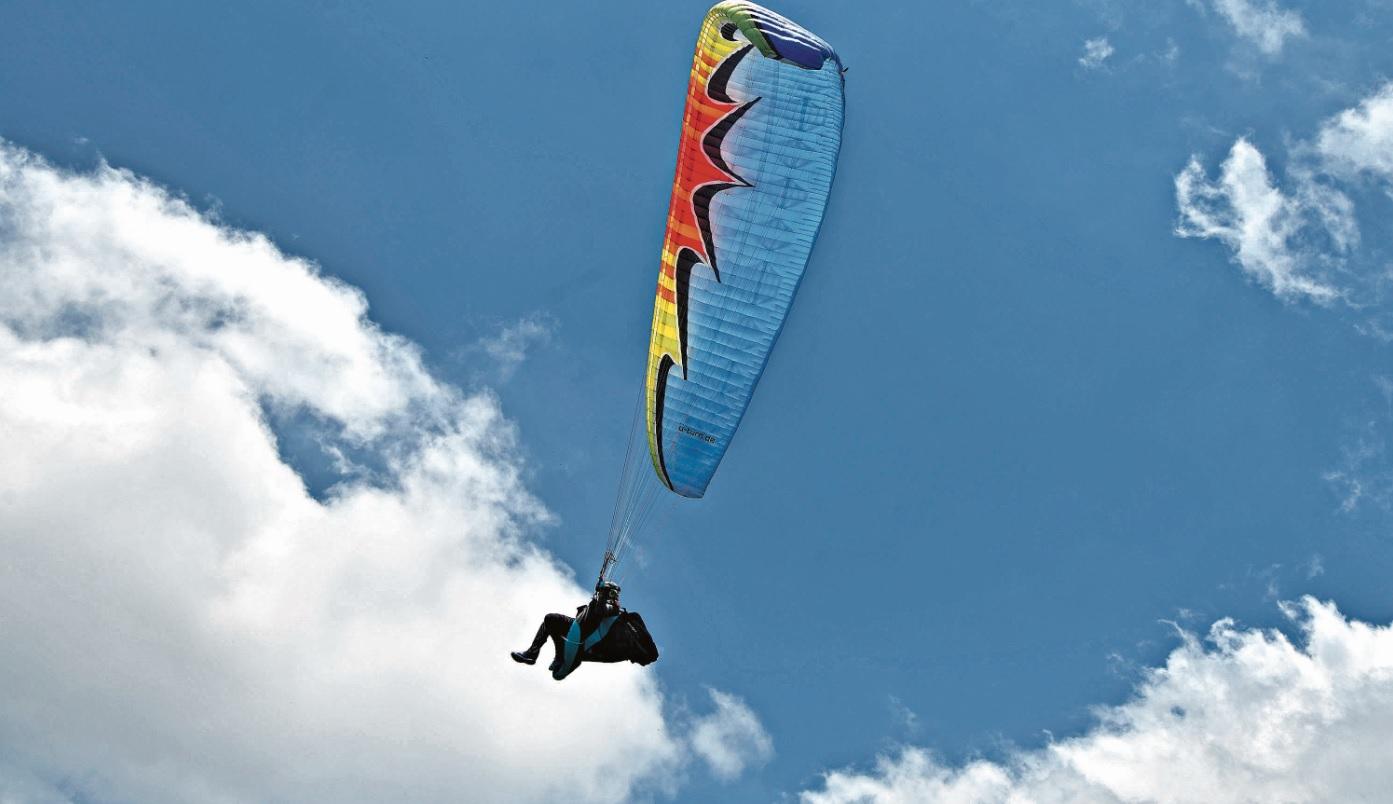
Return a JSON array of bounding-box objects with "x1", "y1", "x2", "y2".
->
[{"x1": 511, "y1": 581, "x2": 658, "y2": 681}]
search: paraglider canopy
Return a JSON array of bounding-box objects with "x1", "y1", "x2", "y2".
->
[
  {"x1": 603, "y1": 0, "x2": 845, "y2": 584},
  {"x1": 641, "y1": 0, "x2": 844, "y2": 501}
]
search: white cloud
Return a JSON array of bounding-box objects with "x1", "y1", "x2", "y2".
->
[
  {"x1": 1159, "y1": 39, "x2": 1182, "y2": 66},
  {"x1": 1323, "y1": 378, "x2": 1393, "y2": 515},
  {"x1": 888, "y1": 695, "x2": 922, "y2": 736},
  {"x1": 1175, "y1": 139, "x2": 1353, "y2": 302},
  {"x1": 1172, "y1": 83, "x2": 1393, "y2": 308},
  {"x1": 0, "y1": 142, "x2": 684, "y2": 802},
  {"x1": 1211, "y1": 0, "x2": 1306, "y2": 56},
  {"x1": 1316, "y1": 83, "x2": 1393, "y2": 180},
  {"x1": 688, "y1": 689, "x2": 774, "y2": 782},
  {"x1": 1324, "y1": 423, "x2": 1385, "y2": 513},
  {"x1": 1078, "y1": 37, "x2": 1115, "y2": 70},
  {"x1": 801, "y1": 598, "x2": 1393, "y2": 803},
  {"x1": 478, "y1": 313, "x2": 555, "y2": 382}
]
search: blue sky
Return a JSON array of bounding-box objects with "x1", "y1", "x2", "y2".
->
[{"x1": 6, "y1": 1, "x2": 1393, "y2": 801}]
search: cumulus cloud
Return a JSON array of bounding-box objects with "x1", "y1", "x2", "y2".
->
[
  {"x1": 801, "y1": 598, "x2": 1393, "y2": 803},
  {"x1": 0, "y1": 141, "x2": 685, "y2": 802},
  {"x1": 1316, "y1": 83, "x2": 1393, "y2": 181},
  {"x1": 1175, "y1": 139, "x2": 1353, "y2": 302},
  {"x1": 1175, "y1": 82, "x2": 1393, "y2": 308},
  {"x1": 1211, "y1": 0, "x2": 1306, "y2": 56},
  {"x1": 1078, "y1": 37, "x2": 1115, "y2": 70},
  {"x1": 688, "y1": 689, "x2": 774, "y2": 782}
]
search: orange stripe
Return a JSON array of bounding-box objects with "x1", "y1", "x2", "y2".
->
[
  {"x1": 686, "y1": 95, "x2": 734, "y2": 118},
  {"x1": 667, "y1": 218, "x2": 703, "y2": 243}
]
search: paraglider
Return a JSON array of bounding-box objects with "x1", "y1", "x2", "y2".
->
[
  {"x1": 512, "y1": 0, "x2": 845, "y2": 679},
  {"x1": 511, "y1": 583, "x2": 659, "y2": 681}
]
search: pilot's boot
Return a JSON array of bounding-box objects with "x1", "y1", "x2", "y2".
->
[{"x1": 511, "y1": 622, "x2": 550, "y2": 665}]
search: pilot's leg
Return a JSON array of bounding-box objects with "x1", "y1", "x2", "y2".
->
[
  {"x1": 551, "y1": 614, "x2": 584, "y2": 681},
  {"x1": 543, "y1": 613, "x2": 572, "y2": 671},
  {"x1": 511, "y1": 612, "x2": 571, "y2": 665}
]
